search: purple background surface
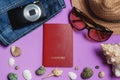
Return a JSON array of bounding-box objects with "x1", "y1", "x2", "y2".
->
[{"x1": 0, "y1": 0, "x2": 120, "y2": 80}]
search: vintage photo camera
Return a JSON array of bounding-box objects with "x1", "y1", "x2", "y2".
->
[{"x1": 8, "y1": 1, "x2": 46, "y2": 29}]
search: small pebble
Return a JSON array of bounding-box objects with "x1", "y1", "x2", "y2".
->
[
  {"x1": 98, "y1": 71, "x2": 105, "y2": 78},
  {"x1": 35, "y1": 66, "x2": 46, "y2": 75},
  {"x1": 8, "y1": 58, "x2": 15, "y2": 66},
  {"x1": 7, "y1": 73, "x2": 18, "y2": 80},
  {"x1": 95, "y1": 65, "x2": 99, "y2": 69},
  {"x1": 23, "y1": 70, "x2": 32, "y2": 80},
  {"x1": 15, "y1": 66, "x2": 19, "y2": 70},
  {"x1": 81, "y1": 67, "x2": 94, "y2": 79},
  {"x1": 75, "y1": 66, "x2": 80, "y2": 70},
  {"x1": 11, "y1": 46, "x2": 21, "y2": 57},
  {"x1": 68, "y1": 72, "x2": 77, "y2": 80}
]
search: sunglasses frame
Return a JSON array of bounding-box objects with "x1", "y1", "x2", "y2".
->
[{"x1": 69, "y1": 7, "x2": 113, "y2": 42}]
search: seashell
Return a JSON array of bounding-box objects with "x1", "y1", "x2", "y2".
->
[
  {"x1": 68, "y1": 72, "x2": 77, "y2": 80},
  {"x1": 8, "y1": 58, "x2": 15, "y2": 66},
  {"x1": 101, "y1": 43, "x2": 120, "y2": 77},
  {"x1": 52, "y1": 68, "x2": 63, "y2": 76},
  {"x1": 11, "y1": 46, "x2": 21, "y2": 57},
  {"x1": 41, "y1": 68, "x2": 63, "y2": 80},
  {"x1": 75, "y1": 66, "x2": 80, "y2": 70},
  {"x1": 23, "y1": 70, "x2": 32, "y2": 80},
  {"x1": 98, "y1": 71, "x2": 105, "y2": 78}
]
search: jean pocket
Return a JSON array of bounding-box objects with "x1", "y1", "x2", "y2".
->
[
  {"x1": 0, "y1": 0, "x2": 34, "y2": 34},
  {"x1": 0, "y1": 0, "x2": 66, "y2": 46}
]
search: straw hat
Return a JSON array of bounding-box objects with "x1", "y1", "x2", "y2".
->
[{"x1": 71, "y1": 0, "x2": 120, "y2": 35}]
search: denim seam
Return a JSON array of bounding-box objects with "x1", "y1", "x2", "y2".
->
[
  {"x1": 0, "y1": 34, "x2": 10, "y2": 45},
  {"x1": 0, "y1": 24, "x2": 12, "y2": 45},
  {"x1": 58, "y1": 0, "x2": 63, "y2": 8},
  {"x1": 0, "y1": 24, "x2": 8, "y2": 33},
  {"x1": 58, "y1": 0, "x2": 65, "y2": 8},
  {"x1": 0, "y1": 0, "x2": 26, "y2": 14}
]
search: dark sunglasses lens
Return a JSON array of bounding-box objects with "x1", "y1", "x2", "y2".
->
[
  {"x1": 70, "y1": 12, "x2": 85, "y2": 30},
  {"x1": 89, "y1": 29, "x2": 112, "y2": 41}
]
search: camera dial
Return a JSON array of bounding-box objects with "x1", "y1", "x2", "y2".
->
[{"x1": 23, "y1": 3, "x2": 41, "y2": 22}]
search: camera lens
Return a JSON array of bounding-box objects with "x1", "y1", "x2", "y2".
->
[
  {"x1": 29, "y1": 9, "x2": 36, "y2": 16},
  {"x1": 23, "y1": 4, "x2": 41, "y2": 22}
]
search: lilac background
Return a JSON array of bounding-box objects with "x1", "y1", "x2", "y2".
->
[{"x1": 0, "y1": 0, "x2": 120, "y2": 80}]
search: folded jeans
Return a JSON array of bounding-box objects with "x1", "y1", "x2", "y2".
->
[{"x1": 0, "y1": 0, "x2": 66, "y2": 46}]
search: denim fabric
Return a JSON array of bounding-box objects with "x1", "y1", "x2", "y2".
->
[{"x1": 0, "y1": 0, "x2": 66, "y2": 46}]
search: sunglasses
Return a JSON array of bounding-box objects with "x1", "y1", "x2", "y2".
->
[{"x1": 69, "y1": 7, "x2": 113, "y2": 42}]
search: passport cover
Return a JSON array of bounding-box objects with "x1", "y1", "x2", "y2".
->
[{"x1": 43, "y1": 24, "x2": 73, "y2": 67}]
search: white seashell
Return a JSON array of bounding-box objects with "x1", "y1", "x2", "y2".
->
[
  {"x1": 101, "y1": 43, "x2": 120, "y2": 77},
  {"x1": 8, "y1": 58, "x2": 15, "y2": 66},
  {"x1": 23, "y1": 70, "x2": 32, "y2": 80},
  {"x1": 68, "y1": 72, "x2": 77, "y2": 80},
  {"x1": 98, "y1": 71, "x2": 105, "y2": 78},
  {"x1": 115, "y1": 68, "x2": 120, "y2": 77}
]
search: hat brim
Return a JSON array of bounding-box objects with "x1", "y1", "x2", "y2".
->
[{"x1": 71, "y1": 0, "x2": 120, "y2": 35}]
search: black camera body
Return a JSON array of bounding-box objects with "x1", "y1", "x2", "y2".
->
[{"x1": 8, "y1": 1, "x2": 46, "y2": 29}]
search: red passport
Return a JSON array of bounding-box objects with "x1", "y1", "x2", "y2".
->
[{"x1": 43, "y1": 24, "x2": 73, "y2": 67}]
